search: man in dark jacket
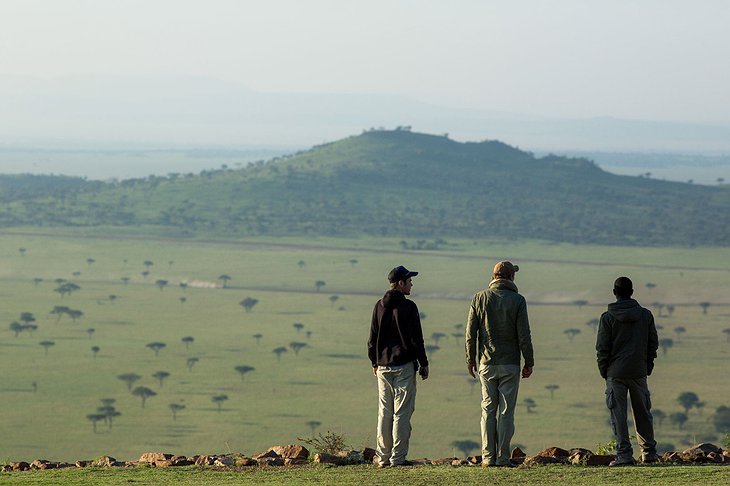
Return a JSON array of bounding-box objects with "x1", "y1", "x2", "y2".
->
[
  {"x1": 368, "y1": 265, "x2": 429, "y2": 467},
  {"x1": 597, "y1": 276, "x2": 660, "y2": 466}
]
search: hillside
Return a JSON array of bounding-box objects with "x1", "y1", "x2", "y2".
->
[{"x1": 1, "y1": 130, "x2": 729, "y2": 246}]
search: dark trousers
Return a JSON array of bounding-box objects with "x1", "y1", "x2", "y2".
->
[{"x1": 605, "y1": 377, "x2": 657, "y2": 459}]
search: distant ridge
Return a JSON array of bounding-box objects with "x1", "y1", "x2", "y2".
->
[{"x1": 1, "y1": 130, "x2": 729, "y2": 246}]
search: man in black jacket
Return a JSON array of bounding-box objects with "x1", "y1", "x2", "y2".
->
[
  {"x1": 597, "y1": 276, "x2": 660, "y2": 466},
  {"x1": 368, "y1": 266, "x2": 429, "y2": 467}
]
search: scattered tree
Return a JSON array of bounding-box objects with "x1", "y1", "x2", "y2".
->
[
  {"x1": 653, "y1": 408, "x2": 666, "y2": 428},
  {"x1": 33, "y1": 277, "x2": 43, "y2": 286},
  {"x1": 39, "y1": 340, "x2": 55, "y2": 355},
  {"x1": 20, "y1": 312, "x2": 36, "y2": 326},
  {"x1": 293, "y1": 322, "x2": 304, "y2": 333},
  {"x1": 573, "y1": 300, "x2": 588, "y2": 309},
  {"x1": 349, "y1": 259, "x2": 358, "y2": 267},
  {"x1": 253, "y1": 333, "x2": 263, "y2": 344},
  {"x1": 108, "y1": 294, "x2": 117, "y2": 303},
  {"x1": 179, "y1": 297, "x2": 187, "y2": 305},
  {"x1": 67, "y1": 309, "x2": 84, "y2": 322},
  {"x1": 425, "y1": 344, "x2": 440, "y2": 356},
  {"x1": 141, "y1": 271, "x2": 149, "y2": 280},
  {"x1": 666, "y1": 305, "x2": 675, "y2": 317},
  {"x1": 645, "y1": 282, "x2": 657, "y2": 291},
  {"x1": 695, "y1": 401, "x2": 706, "y2": 416},
  {"x1": 132, "y1": 386, "x2": 157, "y2": 408},
  {"x1": 18, "y1": 247, "x2": 27, "y2": 256},
  {"x1": 86, "y1": 413, "x2": 106, "y2": 433},
  {"x1": 314, "y1": 280, "x2": 326, "y2": 292},
  {"x1": 545, "y1": 384, "x2": 560, "y2": 399},
  {"x1": 329, "y1": 295, "x2": 339, "y2": 307},
  {"x1": 297, "y1": 260, "x2": 306, "y2": 269},
  {"x1": 419, "y1": 312, "x2": 427, "y2": 320},
  {"x1": 121, "y1": 277, "x2": 130, "y2": 285},
  {"x1": 218, "y1": 275, "x2": 232, "y2": 288},
  {"x1": 586, "y1": 318, "x2": 599, "y2": 332},
  {"x1": 86, "y1": 327, "x2": 96, "y2": 339},
  {"x1": 234, "y1": 365, "x2": 255, "y2": 381},
  {"x1": 524, "y1": 398, "x2": 537, "y2": 413},
  {"x1": 564, "y1": 328, "x2": 581, "y2": 342},
  {"x1": 186, "y1": 357, "x2": 199, "y2": 372},
  {"x1": 117, "y1": 373, "x2": 142, "y2": 391},
  {"x1": 97, "y1": 405, "x2": 121, "y2": 429},
  {"x1": 91, "y1": 346, "x2": 100, "y2": 358},
  {"x1": 290, "y1": 342, "x2": 307, "y2": 355},
  {"x1": 451, "y1": 439, "x2": 480, "y2": 458},
  {"x1": 212, "y1": 394, "x2": 228, "y2": 412},
  {"x1": 723, "y1": 328, "x2": 730, "y2": 342},
  {"x1": 152, "y1": 371, "x2": 171, "y2": 388},
  {"x1": 146, "y1": 342, "x2": 166, "y2": 356},
  {"x1": 712, "y1": 406, "x2": 730, "y2": 434},
  {"x1": 86, "y1": 258, "x2": 95, "y2": 267},
  {"x1": 143, "y1": 260, "x2": 154, "y2": 271},
  {"x1": 239, "y1": 297, "x2": 259, "y2": 312},
  {"x1": 305, "y1": 420, "x2": 322, "y2": 436},
  {"x1": 677, "y1": 392, "x2": 700, "y2": 414},
  {"x1": 181, "y1": 336, "x2": 194, "y2": 349},
  {"x1": 273, "y1": 346, "x2": 288, "y2": 361},
  {"x1": 674, "y1": 326, "x2": 686, "y2": 341},
  {"x1": 179, "y1": 282, "x2": 188, "y2": 292},
  {"x1": 54, "y1": 282, "x2": 81, "y2": 298},
  {"x1": 659, "y1": 338, "x2": 674, "y2": 356},
  {"x1": 9, "y1": 321, "x2": 24, "y2": 337},
  {"x1": 169, "y1": 403, "x2": 185, "y2": 421},
  {"x1": 699, "y1": 302, "x2": 711, "y2": 315},
  {"x1": 306, "y1": 330, "x2": 313, "y2": 340},
  {"x1": 431, "y1": 332, "x2": 446, "y2": 346},
  {"x1": 669, "y1": 412, "x2": 688, "y2": 430},
  {"x1": 155, "y1": 279, "x2": 168, "y2": 291}
]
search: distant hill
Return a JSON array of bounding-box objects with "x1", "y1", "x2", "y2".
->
[{"x1": 1, "y1": 130, "x2": 729, "y2": 246}]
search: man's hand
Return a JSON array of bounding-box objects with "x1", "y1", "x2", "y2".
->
[
  {"x1": 521, "y1": 366, "x2": 533, "y2": 378},
  {"x1": 468, "y1": 361, "x2": 477, "y2": 378},
  {"x1": 419, "y1": 366, "x2": 429, "y2": 380},
  {"x1": 372, "y1": 367, "x2": 378, "y2": 377}
]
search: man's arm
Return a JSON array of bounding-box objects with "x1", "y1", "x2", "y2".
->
[
  {"x1": 596, "y1": 312, "x2": 612, "y2": 379},
  {"x1": 465, "y1": 295, "x2": 480, "y2": 377},
  {"x1": 367, "y1": 303, "x2": 379, "y2": 370},
  {"x1": 409, "y1": 303, "x2": 429, "y2": 370},
  {"x1": 647, "y1": 310, "x2": 659, "y2": 375},
  {"x1": 515, "y1": 297, "x2": 534, "y2": 370}
]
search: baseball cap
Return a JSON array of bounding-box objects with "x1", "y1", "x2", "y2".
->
[
  {"x1": 493, "y1": 261, "x2": 519, "y2": 278},
  {"x1": 388, "y1": 265, "x2": 419, "y2": 283}
]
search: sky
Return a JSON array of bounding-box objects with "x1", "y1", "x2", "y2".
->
[{"x1": 2, "y1": 0, "x2": 728, "y2": 123}]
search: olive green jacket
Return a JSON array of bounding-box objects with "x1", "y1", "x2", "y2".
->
[{"x1": 466, "y1": 279, "x2": 534, "y2": 367}]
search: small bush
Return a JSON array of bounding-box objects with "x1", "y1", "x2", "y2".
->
[{"x1": 298, "y1": 430, "x2": 349, "y2": 455}]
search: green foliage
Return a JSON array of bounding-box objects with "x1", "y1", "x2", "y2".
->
[
  {"x1": 2, "y1": 130, "x2": 729, "y2": 246},
  {"x1": 298, "y1": 430, "x2": 349, "y2": 455},
  {"x1": 595, "y1": 439, "x2": 617, "y2": 455}
]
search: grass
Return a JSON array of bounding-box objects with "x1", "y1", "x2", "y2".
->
[
  {"x1": 1, "y1": 464, "x2": 729, "y2": 485},
  {"x1": 0, "y1": 231, "x2": 729, "y2": 463}
]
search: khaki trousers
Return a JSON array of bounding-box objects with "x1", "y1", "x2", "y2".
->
[
  {"x1": 376, "y1": 363, "x2": 417, "y2": 466},
  {"x1": 479, "y1": 364, "x2": 520, "y2": 466}
]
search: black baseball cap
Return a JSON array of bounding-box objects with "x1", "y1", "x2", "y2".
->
[{"x1": 388, "y1": 265, "x2": 418, "y2": 283}]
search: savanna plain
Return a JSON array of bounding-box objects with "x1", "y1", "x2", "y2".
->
[{"x1": 1, "y1": 230, "x2": 729, "y2": 485}]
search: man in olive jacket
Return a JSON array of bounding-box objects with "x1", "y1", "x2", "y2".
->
[
  {"x1": 368, "y1": 266, "x2": 429, "y2": 467},
  {"x1": 597, "y1": 276, "x2": 659, "y2": 465},
  {"x1": 466, "y1": 261, "x2": 534, "y2": 467}
]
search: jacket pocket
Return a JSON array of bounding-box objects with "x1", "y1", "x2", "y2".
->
[{"x1": 605, "y1": 389, "x2": 615, "y2": 409}]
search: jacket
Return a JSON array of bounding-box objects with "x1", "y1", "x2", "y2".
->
[
  {"x1": 368, "y1": 290, "x2": 428, "y2": 369},
  {"x1": 596, "y1": 298, "x2": 659, "y2": 379},
  {"x1": 466, "y1": 279, "x2": 534, "y2": 367}
]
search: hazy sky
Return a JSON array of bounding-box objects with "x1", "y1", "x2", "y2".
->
[{"x1": 2, "y1": 0, "x2": 729, "y2": 123}]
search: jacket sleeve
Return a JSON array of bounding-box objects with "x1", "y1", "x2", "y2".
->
[
  {"x1": 516, "y1": 297, "x2": 534, "y2": 368},
  {"x1": 465, "y1": 295, "x2": 479, "y2": 364},
  {"x1": 596, "y1": 312, "x2": 612, "y2": 379},
  {"x1": 410, "y1": 304, "x2": 429, "y2": 368},
  {"x1": 646, "y1": 310, "x2": 659, "y2": 376},
  {"x1": 367, "y1": 303, "x2": 379, "y2": 367}
]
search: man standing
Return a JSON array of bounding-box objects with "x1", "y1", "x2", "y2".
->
[
  {"x1": 597, "y1": 276, "x2": 660, "y2": 465},
  {"x1": 466, "y1": 261, "x2": 534, "y2": 467},
  {"x1": 368, "y1": 265, "x2": 429, "y2": 467}
]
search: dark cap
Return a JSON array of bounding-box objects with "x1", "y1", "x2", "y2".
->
[
  {"x1": 388, "y1": 265, "x2": 418, "y2": 283},
  {"x1": 493, "y1": 261, "x2": 519, "y2": 278},
  {"x1": 613, "y1": 276, "x2": 633, "y2": 292}
]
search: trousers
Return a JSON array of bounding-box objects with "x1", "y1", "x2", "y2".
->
[
  {"x1": 605, "y1": 376, "x2": 657, "y2": 459},
  {"x1": 375, "y1": 362, "x2": 417, "y2": 466},
  {"x1": 479, "y1": 364, "x2": 520, "y2": 466}
]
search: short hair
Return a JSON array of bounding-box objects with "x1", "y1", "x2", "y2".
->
[{"x1": 613, "y1": 276, "x2": 633, "y2": 298}]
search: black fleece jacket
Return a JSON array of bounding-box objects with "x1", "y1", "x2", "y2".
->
[
  {"x1": 596, "y1": 298, "x2": 659, "y2": 379},
  {"x1": 368, "y1": 290, "x2": 428, "y2": 369}
]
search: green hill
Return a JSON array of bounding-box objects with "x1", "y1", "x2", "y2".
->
[{"x1": 1, "y1": 130, "x2": 728, "y2": 246}]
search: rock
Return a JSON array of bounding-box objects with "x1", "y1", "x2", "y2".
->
[
  {"x1": 467, "y1": 455, "x2": 482, "y2": 464},
  {"x1": 585, "y1": 454, "x2": 615, "y2": 466},
  {"x1": 683, "y1": 443, "x2": 722, "y2": 456},
  {"x1": 139, "y1": 452, "x2": 173, "y2": 464},
  {"x1": 522, "y1": 455, "x2": 562, "y2": 466},
  {"x1": 31, "y1": 459, "x2": 56, "y2": 470},
  {"x1": 75, "y1": 460, "x2": 91, "y2": 468},
  {"x1": 313, "y1": 453, "x2": 340, "y2": 464},
  {"x1": 662, "y1": 452, "x2": 684, "y2": 463},
  {"x1": 213, "y1": 456, "x2": 235, "y2": 467},
  {"x1": 57, "y1": 463, "x2": 74, "y2": 469},
  {"x1": 511, "y1": 447, "x2": 527, "y2": 459},
  {"x1": 511, "y1": 456, "x2": 526, "y2": 465},
  {"x1": 335, "y1": 450, "x2": 364, "y2": 464},
  {"x1": 362, "y1": 447, "x2": 377, "y2": 462},
  {"x1": 11, "y1": 462, "x2": 30, "y2": 471},
  {"x1": 451, "y1": 459, "x2": 469, "y2": 466},
  {"x1": 2, "y1": 465, "x2": 12, "y2": 472},
  {"x1": 409, "y1": 458, "x2": 430, "y2": 466},
  {"x1": 154, "y1": 460, "x2": 173, "y2": 468},
  {"x1": 568, "y1": 448, "x2": 594, "y2": 465},
  {"x1": 171, "y1": 455, "x2": 193, "y2": 466},
  {"x1": 91, "y1": 456, "x2": 117, "y2": 467},
  {"x1": 235, "y1": 457, "x2": 258, "y2": 467},
  {"x1": 537, "y1": 447, "x2": 570, "y2": 458},
  {"x1": 195, "y1": 455, "x2": 214, "y2": 466},
  {"x1": 257, "y1": 457, "x2": 284, "y2": 466},
  {"x1": 252, "y1": 450, "x2": 280, "y2": 460},
  {"x1": 270, "y1": 445, "x2": 310, "y2": 463},
  {"x1": 431, "y1": 457, "x2": 458, "y2": 465}
]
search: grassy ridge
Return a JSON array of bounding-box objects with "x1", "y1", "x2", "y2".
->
[
  {"x1": 0, "y1": 232, "x2": 729, "y2": 463},
  {"x1": 1, "y1": 130, "x2": 729, "y2": 245}
]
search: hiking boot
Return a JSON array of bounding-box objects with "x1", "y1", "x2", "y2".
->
[
  {"x1": 609, "y1": 457, "x2": 636, "y2": 467},
  {"x1": 480, "y1": 462, "x2": 496, "y2": 468},
  {"x1": 374, "y1": 462, "x2": 390, "y2": 469},
  {"x1": 641, "y1": 453, "x2": 660, "y2": 464}
]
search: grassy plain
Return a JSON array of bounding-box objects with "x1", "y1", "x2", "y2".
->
[{"x1": 0, "y1": 229, "x2": 729, "y2": 463}]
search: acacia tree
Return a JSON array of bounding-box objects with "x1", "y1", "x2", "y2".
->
[
  {"x1": 653, "y1": 409, "x2": 666, "y2": 428},
  {"x1": 10, "y1": 321, "x2": 24, "y2": 337},
  {"x1": 273, "y1": 346, "x2": 288, "y2": 361},
  {"x1": 573, "y1": 300, "x2": 588, "y2": 309},
  {"x1": 305, "y1": 420, "x2": 322, "y2": 436},
  {"x1": 674, "y1": 326, "x2": 686, "y2": 341},
  {"x1": 586, "y1": 318, "x2": 599, "y2": 332},
  {"x1": 234, "y1": 365, "x2": 255, "y2": 381},
  {"x1": 329, "y1": 295, "x2": 339, "y2": 308},
  {"x1": 117, "y1": 373, "x2": 142, "y2": 391},
  {"x1": 39, "y1": 340, "x2": 55, "y2": 355},
  {"x1": 55, "y1": 282, "x2": 81, "y2": 298},
  {"x1": 186, "y1": 357, "x2": 199, "y2": 372},
  {"x1": 349, "y1": 259, "x2": 358, "y2": 267},
  {"x1": 132, "y1": 386, "x2": 157, "y2": 408},
  {"x1": 97, "y1": 405, "x2": 121, "y2": 429},
  {"x1": 143, "y1": 260, "x2": 154, "y2": 271},
  {"x1": 723, "y1": 328, "x2": 730, "y2": 342},
  {"x1": 677, "y1": 392, "x2": 700, "y2": 414},
  {"x1": 669, "y1": 412, "x2": 688, "y2": 430},
  {"x1": 564, "y1": 328, "x2": 581, "y2": 343},
  {"x1": 699, "y1": 302, "x2": 710, "y2": 315},
  {"x1": 218, "y1": 275, "x2": 232, "y2": 288},
  {"x1": 155, "y1": 280, "x2": 168, "y2": 291},
  {"x1": 290, "y1": 342, "x2": 307, "y2": 355},
  {"x1": 91, "y1": 346, "x2": 100, "y2": 358},
  {"x1": 86, "y1": 258, "x2": 95, "y2": 267},
  {"x1": 297, "y1": 260, "x2": 306, "y2": 269},
  {"x1": 659, "y1": 338, "x2": 674, "y2": 356},
  {"x1": 67, "y1": 309, "x2": 84, "y2": 322},
  {"x1": 152, "y1": 371, "x2": 171, "y2": 388},
  {"x1": 169, "y1": 403, "x2": 185, "y2": 421},
  {"x1": 181, "y1": 336, "x2": 194, "y2": 349},
  {"x1": 524, "y1": 398, "x2": 537, "y2": 413},
  {"x1": 451, "y1": 439, "x2": 480, "y2": 458},
  {"x1": 87, "y1": 413, "x2": 106, "y2": 433},
  {"x1": 33, "y1": 277, "x2": 43, "y2": 286},
  {"x1": 293, "y1": 323, "x2": 304, "y2": 333},
  {"x1": 239, "y1": 297, "x2": 259, "y2": 312},
  {"x1": 121, "y1": 277, "x2": 131, "y2": 285},
  {"x1": 314, "y1": 280, "x2": 326, "y2": 292},
  {"x1": 146, "y1": 342, "x2": 167, "y2": 356},
  {"x1": 431, "y1": 332, "x2": 446, "y2": 346},
  {"x1": 212, "y1": 394, "x2": 228, "y2": 412},
  {"x1": 252, "y1": 333, "x2": 263, "y2": 344},
  {"x1": 713, "y1": 406, "x2": 730, "y2": 434},
  {"x1": 20, "y1": 312, "x2": 36, "y2": 326},
  {"x1": 545, "y1": 384, "x2": 560, "y2": 399}
]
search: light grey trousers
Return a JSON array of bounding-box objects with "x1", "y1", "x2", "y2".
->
[
  {"x1": 376, "y1": 362, "x2": 417, "y2": 466},
  {"x1": 605, "y1": 376, "x2": 657, "y2": 460},
  {"x1": 479, "y1": 364, "x2": 520, "y2": 466}
]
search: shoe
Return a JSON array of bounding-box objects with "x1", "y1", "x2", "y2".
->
[
  {"x1": 609, "y1": 458, "x2": 636, "y2": 467},
  {"x1": 494, "y1": 462, "x2": 516, "y2": 468},
  {"x1": 374, "y1": 463, "x2": 390, "y2": 469},
  {"x1": 480, "y1": 462, "x2": 496, "y2": 468},
  {"x1": 391, "y1": 460, "x2": 415, "y2": 467},
  {"x1": 642, "y1": 453, "x2": 660, "y2": 464}
]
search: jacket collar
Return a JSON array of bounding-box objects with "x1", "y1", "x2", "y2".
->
[{"x1": 488, "y1": 278, "x2": 519, "y2": 293}]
